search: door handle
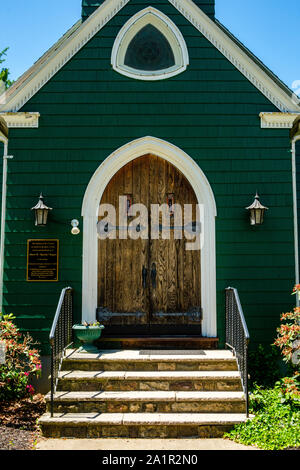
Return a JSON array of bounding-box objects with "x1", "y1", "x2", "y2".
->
[
  {"x1": 142, "y1": 266, "x2": 148, "y2": 289},
  {"x1": 151, "y1": 263, "x2": 157, "y2": 289}
]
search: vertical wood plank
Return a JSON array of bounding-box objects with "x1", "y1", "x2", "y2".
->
[{"x1": 167, "y1": 161, "x2": 177, "y2": 312}]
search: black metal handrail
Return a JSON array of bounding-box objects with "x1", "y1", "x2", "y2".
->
[
  {"x1": 49, "y1": 287, "x2": 73, "y2": 417},
  {"x1": 225, "y1": 287, "x2": 250, "y2": 417}
]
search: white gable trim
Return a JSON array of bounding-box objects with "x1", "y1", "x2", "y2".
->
[
  {"x1": 169, "y1": 0, "x2": 300, "y2": 113},
  {"x1": 0, "y1": 0, "x2": 131, "y2": 112},
  {"x1": 0, "y1": 0, "x2": 299, "y2": 113},
  {"x1": 81, "y1": 136, "x2": 217, "y2": 337},
  {"x1": 0, "y1": 112, "x2": 40, "y2": 128},
  {"x1": 260, "y1": 112, "x2": 300, "y2": 129},
  {"x1": 0, "y1": 133, "x2": 8, "y2": 144}
]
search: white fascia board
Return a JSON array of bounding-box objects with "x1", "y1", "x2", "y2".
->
[
  {"x1": 0, "y1": 0, "x2": 299, "y2": 114},
  {"x1": 169, "y1": 0, "x2": 300, "y2": 113},
  {"x1": 0, "y1": 112, "x2": 40, "y2": 128},
  {"x1": 260, "y1": 112, "x2": 300, "y2": 129},
  {"x1": 0, "y1": 132, "x2": 8, "y2": 143},
  {"x1": 0, "y1": 0, "x2": 131, "y2": 113}
]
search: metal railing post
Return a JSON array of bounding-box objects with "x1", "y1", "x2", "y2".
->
[
  {"x1": 49, "y1": 287, "x2": 73, "y2": 418},
  {"x1": 225, "y1": 287, "x2": 250, "y2": 417}
]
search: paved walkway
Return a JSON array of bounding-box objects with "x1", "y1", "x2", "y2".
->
[{"x1": 36, "y1": 437, "x2": 257, "y2": 450}]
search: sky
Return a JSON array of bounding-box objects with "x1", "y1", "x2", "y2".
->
[{"x1": 0, "y1": 0, "x2": 299, "y2": 93}]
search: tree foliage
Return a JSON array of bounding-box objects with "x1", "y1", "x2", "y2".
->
[{"x1": 0, "y1": 48, "x2": 13, "y2": 92}]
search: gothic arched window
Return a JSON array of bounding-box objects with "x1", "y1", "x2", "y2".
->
[{"x1": 111, "y1": 8, "x2": 189, "y2": 80}]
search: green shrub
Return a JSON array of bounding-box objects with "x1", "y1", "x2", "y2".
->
[
  {"x1": 276, "y1": 373, "x2": 300, "y2": 399},
  {"x1": 0, "y1": 314, "x2": 41, "y2": 401},
  {"x1": 273, "y1": 303, "x2": 300, "y2": 371},
  {"x1": 224, "y1": 384, "x2": 300, "y2": 450},
  {"x1": 226, "y1": 285, "x2": 300, "y2": 450},
  {"x1": 248, "y1": 344, "x2": 281, "y2": 388}
]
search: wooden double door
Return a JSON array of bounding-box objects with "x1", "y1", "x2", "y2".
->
[{"x1": 97, "y1": 154, "x2": 202, "y2": 335}]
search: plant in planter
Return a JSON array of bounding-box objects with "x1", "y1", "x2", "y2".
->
[{"x1": 72, "y1": 321, "x2": 105, "y2": 353}]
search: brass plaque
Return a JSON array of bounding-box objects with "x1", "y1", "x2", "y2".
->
[{"x1": 27, "y1": 239, "x2": 59, "y2": 282}]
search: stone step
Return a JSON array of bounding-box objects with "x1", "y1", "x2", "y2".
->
[
  {"x1": 40, "y1": 349, "x2": 245, "y2": 440},
  {"x1": 45, "y1": 390, "x2": 246, "y2": 414},
  {"x1": 62, "y1": 349, "x2": 238, "y2": 372},
  {"x1": 57, "y1": 370, "x2": 243, "y2": 392},
  {"x1": 39, "y1": 412, "x2": 248, "y2": 438}
]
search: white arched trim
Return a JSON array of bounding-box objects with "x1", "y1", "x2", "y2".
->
[
  {"x1": 82, "y1": 136, "x2": 217, "y2": 337},
  {"x1": 111, "y1": 7, "x2": 189, "y2": 81}
]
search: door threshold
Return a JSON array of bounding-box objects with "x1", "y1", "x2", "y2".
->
[
  {"x1": 102, "y1": 336, "x2": 211, "y2": 340},
  {"x1": 96, "y1": 336, "x2": 219, "y2": 350}
]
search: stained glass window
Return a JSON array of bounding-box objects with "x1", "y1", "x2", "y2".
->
[{"x1": 124, "y1": 24, "x2": 175, "y2": 72}]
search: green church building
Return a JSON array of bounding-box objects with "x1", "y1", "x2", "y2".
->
[{"x1": 0, "y1": 0, "x2": 300, "y2": 438}]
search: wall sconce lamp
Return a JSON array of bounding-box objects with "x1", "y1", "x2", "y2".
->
[
  {"x1": 246, "y1": 193, "x2": 268, "y2": 226},
  {"x1": 31, "y1": 193, "x2": 52, "y2": 226},
  {"x1": 71, "y1": 219, "x2": 80, "y2": 235}
]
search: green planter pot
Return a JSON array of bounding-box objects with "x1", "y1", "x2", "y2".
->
[{"x1": 72, "y1": 325, "x2": 105, "y2": 353}]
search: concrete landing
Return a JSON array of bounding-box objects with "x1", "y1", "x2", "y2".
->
[{"x1": 36, "y1": 437, "x2": 257, "y2": 451}]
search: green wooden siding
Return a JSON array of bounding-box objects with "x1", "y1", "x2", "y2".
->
[
  {"x1": 81, "y1": 0, "x2": 215, "y2": 21},
  {"x1": 3, "y1": 0, "x2": 295, "y2": 354},
  {"x1": 297, "y1": 140, "x2": 300, "y2": 266}
]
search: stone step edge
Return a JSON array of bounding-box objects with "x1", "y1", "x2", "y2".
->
[
  {"x1": 39, "y1": 412, "x2": 248, "y2": 426},
  {"x1": 57, "y1": 371, "x2": 241, "y2": 380},
  {"x1": 45, "y1": 391, "x2": 246, "y2": 402},
  {"x1": 64, "y1": 350, "x2": 236, "y2": 363}
]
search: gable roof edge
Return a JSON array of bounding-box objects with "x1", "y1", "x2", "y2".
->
[
  {"x1": 0, "y1": 0, "x2": 299, "y2": 114},
  {"x1": 169, "y1": 0, "x2": 300, "y2": 112},
  {"x1": 215, "y1": 19, "x2": 296, "y2": 103},
  {"x1": 0, "y1": 0, "x2": 130, "y2": 112}
]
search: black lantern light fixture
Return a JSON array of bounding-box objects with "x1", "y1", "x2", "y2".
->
[
  {"x1": 246, "y1": 193, "x2": 268, "y2": 226},
  {"x1": 31, "y1": 193, "x2": 52, "y2": 226}
]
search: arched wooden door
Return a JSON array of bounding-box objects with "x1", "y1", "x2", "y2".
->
[{"x1": 97, "y1": 154, "x2": 201, "y2": 335}]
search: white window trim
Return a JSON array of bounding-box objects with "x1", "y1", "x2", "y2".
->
[
  {"x1": 81, "y1": 136, "x2": 217, "y2": 338},
  {"x1": 111, "y1": 7, "x2": 189, "y2": 81}
]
